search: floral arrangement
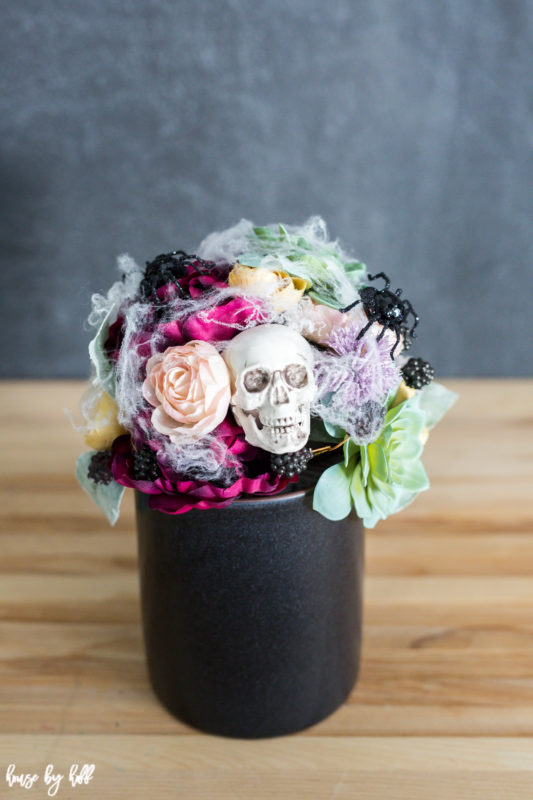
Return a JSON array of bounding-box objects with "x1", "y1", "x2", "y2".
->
[{"x1": 76, "y1": 217, "x2": 457, "y2": 526}]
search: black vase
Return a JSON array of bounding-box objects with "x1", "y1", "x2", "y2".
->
[{"x1": 135, "y1": 487, "x2": 364, "y2": 738}]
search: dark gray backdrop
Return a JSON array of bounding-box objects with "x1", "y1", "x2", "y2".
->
[{"x1": 1, "y1": 1, "x2": 531, "y2": 377}]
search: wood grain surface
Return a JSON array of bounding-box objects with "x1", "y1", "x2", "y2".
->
[{"x1": 1, "y1": 379, "x2": 532, "y2": 798}]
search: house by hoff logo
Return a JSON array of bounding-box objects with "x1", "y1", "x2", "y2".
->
[{"x1": 5, "y1": 764, "x2": 95, "y2": 796}]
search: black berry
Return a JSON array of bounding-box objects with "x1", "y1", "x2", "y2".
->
[
  {"x1": 400, "y1": 324, "x2": 414, "y2": 352},
  {"x1": 401, "y1": 357, "x2": 435, "y2": 389},
  {"x1": 270, "y1": 447, "x2": 313, "y2": 478},
  {"x1": 132, "y1": 447, "x2": 161, "y2": 481},
  {"x1": 88, "y1": 451, "x2": 113, "y2": 485}
]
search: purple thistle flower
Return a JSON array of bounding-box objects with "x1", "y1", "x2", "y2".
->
[{"x1": 312, "y1": 320, "x2": 401, "y2": 442}]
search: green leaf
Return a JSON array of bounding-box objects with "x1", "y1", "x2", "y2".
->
[
  {"x1": 344, "y1": 260, "x2": 366, "y2": 289},
  {"x1": 88, "y1": 306, "x2": 117, "y2": 398},
  {"x1": 307, "y1": 290, "x2": 343, "y2": 309},
  {"x1": 385, "y1": 402, "x2": 406, "y2": 425},
  {"x1": 324, "y1": 419, "x2": 346, "y2": 440},
  {"x1": 252, "y1": 226, "x2": 277, "y2": 241},
  {"x1": 75, "y1": 452, "x2": 125, "y2": 525},
  {"x1": 309, "y1": 418, "x2": 343, "y2": 444},
  {"x1": 313, "y1": 461, "x2": 353, "y2": 521}
]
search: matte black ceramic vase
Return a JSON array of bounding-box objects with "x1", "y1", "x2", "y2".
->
[{"x1": 135, "y1": 488, "x2": 364, "y2": 738}]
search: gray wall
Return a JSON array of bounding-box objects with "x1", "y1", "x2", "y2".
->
[{"x1": 1, "y1": 1, "x2": 531, "y2": 377}]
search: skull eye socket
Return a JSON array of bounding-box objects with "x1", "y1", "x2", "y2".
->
[
  {"x1": 243, "y1": 368, "x2": 270, "y2": 393},
  {"x1": 284, "y1": 364, "x2": 309, "y2": 389}
]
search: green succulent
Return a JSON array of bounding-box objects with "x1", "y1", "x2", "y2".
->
[
  {"x1": 348, "y1": 403, "x2": 429, "y2": 527},
  {"x1": 312, "y1": 382, "x2": 457, "y2": 528}
]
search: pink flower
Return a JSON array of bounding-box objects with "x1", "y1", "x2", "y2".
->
[
  {"x1": 142, "y1": 341, "x2": 231, "y2": 441},
  {"x1": 301, "y1": 299, "x2": 403, "y2": 353},
  {"x1": 160, "y1": 295, "x2": 267, "y2": 345},
  {"x1": 300, "y1": 301, "x2": 351, "y2": 345}
]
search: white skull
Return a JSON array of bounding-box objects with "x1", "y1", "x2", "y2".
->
[{"x1": 223, "y1": 324, "x2": 316, "y2": 454}]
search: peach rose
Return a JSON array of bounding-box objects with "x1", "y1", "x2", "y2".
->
[{"x1": 142, "y1": 341, "x2": 231, "y2": 441}]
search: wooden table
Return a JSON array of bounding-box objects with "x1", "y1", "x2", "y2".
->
[{"x1": 1, "y1": 379, "x2": 532, "y2": 798}]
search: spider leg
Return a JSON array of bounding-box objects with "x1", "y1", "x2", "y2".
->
[
  {"x1": 390, "y1": 327, "x2": 401, "y2": 359},
  {"x1": 367, "y1": 272, "x2": 390, "y2": 290},
  {"x1": 403, "y1": 300, "x2": 420, "y2": 338},
  {"x1": 376, "y1": 325, "x2": 387, "y2": 341},
  {"x1": 356, "y1": 313, "x2": 380, "y2": 341},
  {"x1": 340, "y1": 298, "x2": 362, "y2": 313}
]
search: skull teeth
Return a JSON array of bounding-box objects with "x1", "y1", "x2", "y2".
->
[
  {"x1": 272, "y1": 425, "x2": 295, "y2": 434},
  {"x1": 261, "y1": 417, "x2": 304, "y2": 427}
]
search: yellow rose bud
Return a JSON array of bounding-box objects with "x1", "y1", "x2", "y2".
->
[
  {"x1": 390, "y1": 380, "x2": 417, "y2": 408},
  {"x1": 228, "y1": 262, "x2": 308, "y2": 312},
  {"x1": 84, "y1": 390, "x2": 126, "y2": 450}
]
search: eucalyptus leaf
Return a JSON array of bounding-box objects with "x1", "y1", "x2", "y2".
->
[
  {"x1": 415, "y1": 381, "x2": 458, "y2": 429},
  {"x1": 76, "y1": 451, "x2": 125, "y2": 525},
  {"x1": 88, "y1": 305, "x2": 117, "y2": 398}
]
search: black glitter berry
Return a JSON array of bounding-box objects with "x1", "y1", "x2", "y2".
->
[
  {"x1": 88, "y1": 451, "x2": 113, "y2": 485},
  {"x1": 270, "y1": 447, "x2": 313, "y2": 478},
  {"x1": 132, "y1": 447, "x2": 161, "y2": 481},
  {"x1": 400, "y1": 323, "x2": 414, "y2": 352},
  {"x1": 401, "y1": 357, "x2": 435, "y2": 389}
]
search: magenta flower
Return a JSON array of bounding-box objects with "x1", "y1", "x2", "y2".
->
[{"x1": 110, "y1": 421, "x2": 296, "y2": 514}]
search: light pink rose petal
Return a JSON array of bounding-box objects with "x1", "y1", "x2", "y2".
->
[
  {"x1": 152, "y1": 405, "x2": 184, "y2": 437},
  {"x1": 144, "y1": 340, "x2": 231, "y2": 440},
  {"x1": 142, "y1": 377, "x2": 159, "y2": 407}
]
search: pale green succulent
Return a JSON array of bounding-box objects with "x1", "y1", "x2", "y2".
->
[
  {"x1": 312, "y1": 382, "x2": 457, "y2": 528},
  {"x1": 348, "y1": 403, "x2": 429, "y2": 528}
]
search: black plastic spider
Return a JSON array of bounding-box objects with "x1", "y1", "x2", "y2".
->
[
  {"x1": 138, "y1": 250, "x2": 214, "y2": 304},
  {"x1": 342, "y1": 272, "x2": 419, "y2": 359}
]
